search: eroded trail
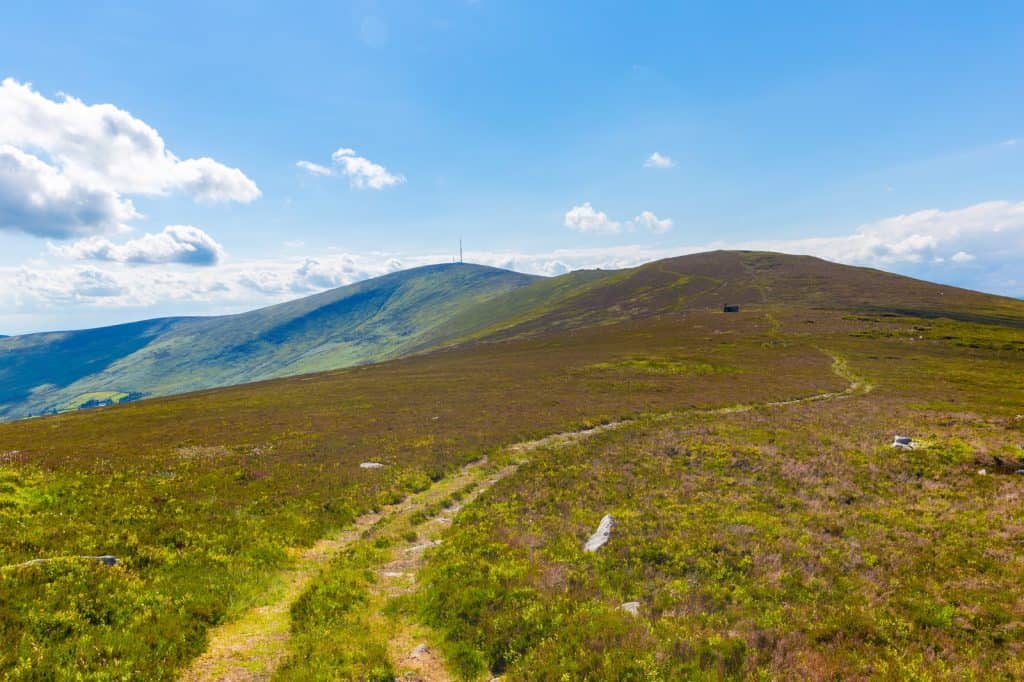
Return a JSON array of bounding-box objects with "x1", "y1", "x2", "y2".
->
[
  {"x1": 180, "y1": 349, "x2": 868, "y2": 681},
  {"x1": 179, "y1": 455, "x2": 525, "y2": 682}
]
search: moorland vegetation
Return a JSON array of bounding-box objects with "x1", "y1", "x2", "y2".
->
[{"x1": 1, "y1": 251, "x2": 1022, "y2": 680}]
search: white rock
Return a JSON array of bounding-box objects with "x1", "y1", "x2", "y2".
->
[
  {"x1": 359, "y1": 462, "x2": 384, "y2": 469},
  {"x1": 892, "y1": 435, "x2": 914, "y2": 450},
  {"x1": 409, "y1": 643, "x2": 430, "y2": 659},
  {"x1": 584, "y1": 514, "x2": 615, "y2": 552},
  {"x1": 619, "y1": 601, "x2": 641, "y2": 616},
  {"x1": 978, "y1": 469, "x2": 987, "y2": 476}
]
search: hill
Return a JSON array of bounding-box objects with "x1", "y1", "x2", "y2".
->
[
  {"x1": 0, "y1": 263, "x2": 537, "y2": 420},
  {"x1": 5, "y1": 251, "x2": 1022, "y2": 423},
  {"x1": 411, "y1": 250, "x2": 1024, "y2": 349},
  {"x1": 0, "y1": 249, "x2": 1023, "y2": 678}
]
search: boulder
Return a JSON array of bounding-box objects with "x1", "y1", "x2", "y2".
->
[
  {"x1": 359, "y1": 462, "x2": 384, "y2": 469},
  {"x1": 892, "y1": 435, "x2": 914, "y2": 450},
  {"x1": 584, "y1": 514, "x2": 615, "y2": 552},
  {"x1": 619, "y1": 601, "x2": 641, "y2": 616}
]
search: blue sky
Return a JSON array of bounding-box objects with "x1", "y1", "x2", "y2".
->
[{"x1": 1, "y1": 1, "x2": 1023, "y2": 333}]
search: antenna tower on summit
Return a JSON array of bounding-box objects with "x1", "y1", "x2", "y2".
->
[{"x1": 459, "y1": 238, "x2": 463, "y2": 264}]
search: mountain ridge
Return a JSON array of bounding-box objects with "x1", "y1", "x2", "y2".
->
[
  {"x1": 3, "y1": 250, "x2": 1023, "y2": 421},
  {"x1": 0, "y1": 262, "x2": 537, "y2": 420}
]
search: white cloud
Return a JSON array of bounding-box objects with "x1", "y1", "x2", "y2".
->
[
  {"x1": 951, "y1": 250, "x2": 975, "y2": 263},
  {"x1": 746, "y1": 200, "x2": 1024, "y2": 267},
  {"x1": 0, "y1": 143, "x2": 138, "y2": 238},
  {"x1": 49, "y1": 225, "x2": 226, "y2": 266},
  {"x1": 0, "y1": 78, "x2": 259, "y2": 239},
  {"x1": 296, "y1": 160, "x2": 332, "y2": 177},
  {"x1": 564, "y1": 202, "x2": 621, "y2": 233},
  {"x1": 295, "y1": 148, "x2": 405, "y2": 189},
  {"x1": 330, "y1": 148, "x2": 404, "y2": 189},
  {"x1": 644, "y1": 152, "x2": 674, "y2": 169},
  {"x1": 174, "y1": 158, "x2": 260, "y2": 203},
  {"x1": 631, "y1": 210, "x2": 673, "y2": 233}
]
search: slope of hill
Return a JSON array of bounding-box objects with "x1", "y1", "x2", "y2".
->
[
  {"x1": 415, "y1": 251, "x2": 1024, "y2": 349},
  {"x1": 0, "y1": 263, "x2": 537, "y2": 420},
  {"x1": 1, "y1": 250, "x2": 1023, "y2": 678}
]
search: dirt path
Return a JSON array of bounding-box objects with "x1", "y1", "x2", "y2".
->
[
  {"x1": 179, "y1": 455, "x2": 524, "y2": 682},
  {"x1": 180, "y1": 348, "x2": 868, "y2": 681}
]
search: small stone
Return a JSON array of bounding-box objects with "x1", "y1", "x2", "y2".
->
[
  {"x1": 977, "y1": 469, "x2": 987, "y2": 476},
  {"x1": 619, "y1": 601, "x2": 641, "y2": 616},
  {"x1": 892, "y1": 435, "x2": 914, "y2": 450},
  {"x1": 409, "y1": 643, "x2": 430, "y2": 659},
  {"x1": 95, "y1": 555, "x2": 118, "y2": 566},
  {"x1": 359, "y1": 462, "x2": 384, "y2": 469}
]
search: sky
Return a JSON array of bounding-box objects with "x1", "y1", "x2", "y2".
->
[{"x1": 1, "y1": 1, "x2": 1023, "y2": 334}]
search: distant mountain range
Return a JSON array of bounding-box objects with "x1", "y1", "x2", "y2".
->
[{"x1": 2, "y1": 250, "x2": 1022, "y2": 421}]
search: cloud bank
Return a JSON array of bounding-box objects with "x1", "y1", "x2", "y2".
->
[
  {"x1": 3, "y1": 199, "x2": 1023, "y2": 335},
  {"x1": 50, "y1": 225, "x2": 226, "y2": 266}
]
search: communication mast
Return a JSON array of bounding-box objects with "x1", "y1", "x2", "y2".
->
[{"x1": 459, "y1": 238, "x2": 463, "y2": 264}]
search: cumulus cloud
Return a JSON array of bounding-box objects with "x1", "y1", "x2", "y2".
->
[
  {"x1": 295, "y1": 148, "x2": 405, "y2": 190},
  {"x1": 644, "y1": 152, "x2": 674, "y2": 169},
  {"x1": 50, "y1": 225, "x2": 226, "y2": 266},
  {"x1": 330, "y1": 148, "x2": 404, "y2": 189},
  {"x1": 0, "y1": 143, "x2": 139, "y2": 238},
  {"x1": 630, "y1": 210, "x2": 673, "y2": 233},
  {"x1": 564, "y1": 202, "x2": 621, "y2": 233},
  {"x1": 0, "y1": 78, "x2": 259, "y2": 238}
]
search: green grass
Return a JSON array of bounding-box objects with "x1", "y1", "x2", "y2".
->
[
  {"x1": 56, "y1": 391, "x2": 131, "y2": 411},
  {"x1": 1, "y1": 251, "x2": 1023, "y2": 679},
  {"x1": 410, "y1": 319, "x2": 1024, "y2": 680},
  {"x1": 584, "y1": 357, "x2": 736, "y2": 376},
  {"x1": 0, "y1": 308, "x2": 839, "y2": 678}
]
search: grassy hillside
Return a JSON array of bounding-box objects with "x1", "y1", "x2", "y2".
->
[
  {"x1": 418, "y1": 251, "x2": 1024, "y2": 350},
  {"x1": 417, "y1": 323, "x2": 1024, "y2": 679},
  {"x1": 0, "y1": 263, "x2": 536, "y2": 420},
  {"x1": 5, "y1": 251, "x2": 1020, "y2": 423},
  {"x1": 1, "y1": 251, "x2": 1022, "y2": 679}
]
